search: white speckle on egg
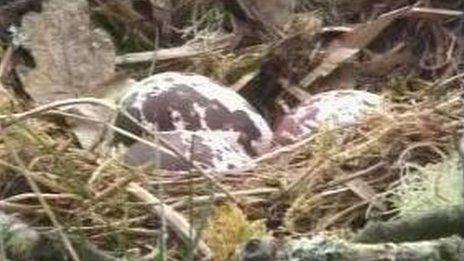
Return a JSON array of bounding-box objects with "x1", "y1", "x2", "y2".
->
[
  {"x1": 192, "y1": 102, "x2": 208, "y2": 129},
  {"x1": 170, "y1": 110, "x2": 186, "y2": 129}
]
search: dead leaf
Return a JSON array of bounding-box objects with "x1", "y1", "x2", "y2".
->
[
  {"x1": 18, "y1": 0, "x2": 116, "y2": 104},
  {"x1": 15, "y1": 0, "x2": 132, "y2": 151},
  {"x1": 362, "y1": 43, "x2": 412, "y2": 76},
  {"x1": 65, "y1": 76, "x2": 135, "y2": 150},
  {"x1": 222, "y1": 0, "x2": 295, "y2": 43},
  {"x1": 298, "y1": 6, "x2": 412, "y2": 89},
  {"x1": 248, "y1": 0, "x2": 295, "y2": 27}
]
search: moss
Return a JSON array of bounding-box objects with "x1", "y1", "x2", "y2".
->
[{"x1": 204, "y1": 203, "x2": 267, "y2": 261}]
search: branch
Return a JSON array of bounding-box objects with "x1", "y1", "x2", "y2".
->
[
  {"x1": 354, "y1": 205, "x2": 464, "y2": 243},
  {"x1": 237, "y1": 235, "x2": 464, "y2": 261},
  {"x1": 115, "y1": 34, "x2": 234, "y2": 65},
  {"x1": 126, "y1": 183, "x2": 213, "y2": 259}
]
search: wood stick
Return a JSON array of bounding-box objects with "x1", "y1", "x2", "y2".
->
[
  {"x1": 408, "y1": 7, "x2": 463, "y2": 19},
  {"x1": 126, "y1": 182, "x2": 213, "y2": 259},
  {"x1": 237, "y1": 235, "x2": 464, "y2": 261},
  {"x1": 115, "y1": 34, "x2": 234, "y2": 65},
  {"x1": 170, "y1": 188, "x2": 279, "y2": 209}
]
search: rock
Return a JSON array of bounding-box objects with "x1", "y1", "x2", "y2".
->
[{"x1": 274, "y1": 90, "x2": 383, "y2": 145}]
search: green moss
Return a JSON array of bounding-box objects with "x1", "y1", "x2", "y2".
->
[{"x1": 204, "y1": 204, "x2": 267, "y2": 261}]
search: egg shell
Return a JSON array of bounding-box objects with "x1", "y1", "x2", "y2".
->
[
  {"x1": 122, "y1": 130, "x2": 255, "y2": 172},
  {"x1": 113, "y1": 72, "x2": 273, "y2": 155},
  {"x1": 274, "y1": 90, "x2": 383, "y2": 144}
]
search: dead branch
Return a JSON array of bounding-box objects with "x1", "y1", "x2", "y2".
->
[
  {"x1": 237, "y1": 235, "x2": 464, "y2": 261},
  {"x1": 354, "y1": 205, "x2": 464, "y2": 243},
  {"x1": 126, "y1": 183, "x2": 213, "y2": 259},
  {"x1": 115, "y1": 34, "x2": 234, "y2": 65}
]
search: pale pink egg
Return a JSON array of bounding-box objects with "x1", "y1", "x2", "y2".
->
[{"x1": 275, "y1": 90, "x2": 383, "y2": 144}]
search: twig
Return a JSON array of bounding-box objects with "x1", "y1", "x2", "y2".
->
[
  {"x1": 115, "y1": 34, "x2": 233, "y2": 65},
  {"x1": 0, "y1": 201, "x2": 43, "y2": 214},
  {"x1": 88, "y1": 157, "x2": 116, "y2": 186},
  {"x1": 408, "y1": 7, "x2": 464, "y2": 19},
  {"x1": 3, "y1": 193, "x2": 81, "y2": 202},
  {"x1": 239, "y1": 235, "x2": 464, "y2": 260},
  {"x1": 0, "y1": 47, "x2": 16, "y2": 102},
  {"x1": 345, "y1": 178, "x2": 386, "y2": 211},
  {"x1": 435, "y1": 72, "x2": 464, "y2": 89},
  {"x1": 65, "y1": 215, "x2": 148, "y2": 232},
  {"x1": 284, "y1": 159, "x2": 328, "y2": 196},
  {"x1": 93, "y1": 175, "x2": 135, "y2": 201},
  {"x1": 170, "y1": 188, "x2": 279, "y2": 209},
  {"x1": 326, "y1": 161, "x2": 387, "y2": 188},
  {"x1": 0, "y1": 97, "x2": 117, "y2": 126},
  {"x1": 126, "y1": 182, "x2": 213, "y2": 259},
  {"x1": 319, "y1": 200, "x2": 368, "y2": 230},
  {"x1": 231, "y1": 70, "x2": 258, "y2": 91},
  {"x1": 253, "y1": 134, "x2": 319, "y2": 163}
]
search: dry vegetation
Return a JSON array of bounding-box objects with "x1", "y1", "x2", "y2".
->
[{"x1": 0, "y1": 0, "x2": 462, "y2": 260}]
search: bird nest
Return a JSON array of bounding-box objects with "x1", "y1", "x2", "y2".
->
[{"x1": 0, "y1": 87, "x2": 460, "y2": 258}]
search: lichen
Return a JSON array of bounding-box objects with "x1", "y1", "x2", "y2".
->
[{"x1": 390, "y1": 152, "x2": 464, "y2": 217}]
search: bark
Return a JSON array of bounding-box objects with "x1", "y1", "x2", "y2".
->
[
  {"x1": 354, "y1": 205, "x2": 464, "y2": 243},
  {"x1": 237, "y1": 235, "x2": 464, "y2": 261}
]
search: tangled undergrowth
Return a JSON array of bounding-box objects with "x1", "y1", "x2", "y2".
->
[
  {"x1": 0, "y1": 87, "x2": 460, "y2": 259},
  {"x1": 0, "y1": 0, "x2": 462, "y2": 260}
]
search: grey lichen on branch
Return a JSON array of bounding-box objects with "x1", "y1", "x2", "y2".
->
[
  {"x1": 237, "y1": 235, "x2": 464, "y2": 261},
  {"x1": 354, "y1": 205, "x2": 464, "y2": 243}
]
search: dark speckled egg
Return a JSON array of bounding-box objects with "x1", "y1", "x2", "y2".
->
[
  {"x1": 115, "y1": 72, "x2": 273, "y2": 155},
  {"x1": 113, "y1": 72, "x2": 273, "y2": 156},
  {"x1": 275, "y1": 90, "x2": 383, "y2": 145},
  {"x1": 110, "y1": 72, "x2": 274, "y2": 172}
]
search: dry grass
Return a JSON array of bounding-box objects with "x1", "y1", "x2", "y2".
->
[
  {"x1": 0, "y1": 87, "x2": 460, "y2": 258},
  {"x1": 0, "y1": 0, "x2": 462, "y2": 259}
]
